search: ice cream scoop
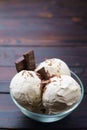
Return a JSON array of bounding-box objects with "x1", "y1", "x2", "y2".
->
[
  {"x1": 10, "y1": 70, "x2": 42, "y2": 112},
  {"x1": 35, "y1": 58, "x2": 71, "y2": 78},
  {"x1": 42, "y1": 75, "x2": 81, "y2": 114}
]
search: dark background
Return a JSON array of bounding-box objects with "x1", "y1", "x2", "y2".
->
[{"x1": 0, "y1": 0, "x2": 87, "y2": 129}]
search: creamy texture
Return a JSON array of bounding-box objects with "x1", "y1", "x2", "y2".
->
[
  {"x1": 35, "y1": 58, "x2": 71, "y2": 77},
  {"x1": 10, "y1": 70, "x2": 42, "y2": 111},
  {"x1": 42, "y1": 75, "x2": 81, "y2": 114},
  {"x1": 10, "y1": 57, "x2": 82, "y2": 114}
]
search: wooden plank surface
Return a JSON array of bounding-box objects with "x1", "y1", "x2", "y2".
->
[
  {"x1": 0, "y1": 46, "x2": 87, "y2": 67},
  {"x1": 0, "y1": 0, "x2": 87, "y2": 129},
  {"x1": 0, "y1": 0, "x2": 87, "y2": 46},
  {"x1": 0, "y1": 46, "x2": 87, "y2": 92},
  {"x1": 0, "y1": 94, "x2": 86, "y2": 129}
]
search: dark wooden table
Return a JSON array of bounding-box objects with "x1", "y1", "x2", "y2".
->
[{"x1": 0, "y1": 0, "x2": 87, "y2": 129}]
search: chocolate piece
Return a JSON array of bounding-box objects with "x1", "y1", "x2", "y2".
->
[
  {"x1": 15, "y1": 57, "x2": 26, "y2": 72},
  {"x1": 37, "y1": 67, "x2": 49, "y2": 80},
  {"x1": 23, "y1": 50, "x2": 36, "y2": 71}
]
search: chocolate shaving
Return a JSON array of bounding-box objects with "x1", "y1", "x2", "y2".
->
[
  {"x1": 23, "y1": 50, "x2": 36, "y2": 71},
  {"x1": 37, "y1": 67, "x2": 49, "y2": 80},
  {"x1": 15, "y1": 57, "x2": 26, "y2": 72},
  {"x1": 41, "y1": 80, "x2": 50, "y2": 84}
]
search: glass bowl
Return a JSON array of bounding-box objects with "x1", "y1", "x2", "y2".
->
[{"x1": 10, "y1": 71, "x2": 84, "y2": 123}]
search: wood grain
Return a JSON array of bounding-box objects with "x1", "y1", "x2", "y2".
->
[
  {"x1": 0, "y1": 76, "x2": 86, "y2": 93},
  {"x1": 0, "y1": 46, "x2": 87, "y2": 67},
  {"x1": 0, "y1": 0, "x2": 87, "y2": 129},
  {"x1": 0, "y1": 94, "x2": 86, "y2": 129},
  {"x1": 0, "y1": 0, "x2": 87, "y2": 46}
]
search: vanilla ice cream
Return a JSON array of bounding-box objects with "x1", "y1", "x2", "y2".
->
[
  {"x1": 10, "y1": 70, "x2": 42, "y2": 112},
  {"x1": 10, "y1": 53, "x2": 82, "y2": 115},
  {"x1": 42, "y1": 75, "x2": 81, "y2": 114},
  {"x1": 35, "y1": 58, "x2": 71, "y2": 78}
]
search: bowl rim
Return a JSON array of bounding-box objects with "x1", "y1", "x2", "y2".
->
[{"x1": 10, "y1": 71, "x2": 84, "y2": 118}]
